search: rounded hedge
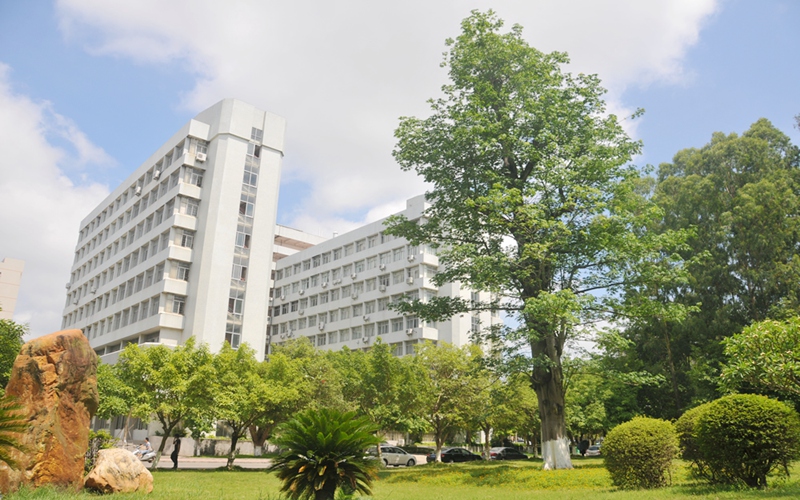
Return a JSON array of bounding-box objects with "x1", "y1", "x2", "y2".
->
[
  {"x1": 675, "y1": 402, "x2": 714, "y2": 480},
  {"x1": 694, "y1": 394, "x2": 800, "y2": 488},
  {"x1": 603, "y1": 416, "x2": 678, "y2": 489}
]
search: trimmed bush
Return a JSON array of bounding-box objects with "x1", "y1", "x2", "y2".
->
[
  {"x1": 603, "y1": 416, "x2": 678, "y2": 489},
  {"x1": 675, "y1": 402, "x2": 714, "y2": 480},
  {"x1": 695, "y1": 394, "x2": 800, "y2": 488}
]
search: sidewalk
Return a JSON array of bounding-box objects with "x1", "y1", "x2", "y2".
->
[{"x1": 149, "y1": 456, "x2": 273, "y2": 470}]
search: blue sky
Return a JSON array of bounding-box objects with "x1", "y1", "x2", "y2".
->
[{"x1": 0, "y1": 0, "x2": 798, "y2": 336}]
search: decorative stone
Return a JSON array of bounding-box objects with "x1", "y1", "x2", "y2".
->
[
  {"x1": 0, "y1": 329, "x2": 98, "y2": 493},
  {"x1": 84, "y1": 448, "x2": 154, "y2": 494}
]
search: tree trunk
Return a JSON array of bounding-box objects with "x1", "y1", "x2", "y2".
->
[
  {"x1": 226, "y1": 431, "x2": 240, "y2": 470},
  {"x1": 434, "y1": 417, "x2": 445, "y2": 462},
  {"x1": 249, "y1": 424, "x2": 271, "y2": 457},
  {"x1": 482, "y1": 423, "x2": 492, "y2": 460},
  {"x1": 152, "y1": 420, "x2": 177, "y2": 469},
  {"x1": 531, "y1": 335, "x2": 573, "y2": 470}
]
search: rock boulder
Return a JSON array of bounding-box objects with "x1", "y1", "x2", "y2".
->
[
  {"x1": 0, "y1": 329, "x2": 98, "y2": 492},
  {"x1": 84, "y1": 448, "x2": 153, "y2": 494}
]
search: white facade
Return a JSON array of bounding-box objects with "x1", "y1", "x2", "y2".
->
[
  {"x1": 0, "y1": 257, "x2": 24, "y2": 320},
  {"x1": 269, "y1": 195, "x2": 497, "y2": 355},
  {"x1": 62, "y1": 99, "x2": 285, "y2": 362}
]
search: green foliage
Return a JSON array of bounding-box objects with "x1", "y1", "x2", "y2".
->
[
  {"x1": 694, "y1": 394, "x2": 800, "y2": 488},
  {"x1": 602, "y1": 416, "x2": 678, "y2": 489},
  {"x1": 0, "y1": 319, "x2": 26, "y2": 388},
  {"x1": 84, "y1": 429, "x2": 115, "y2": 473},
  {"x1": 620, "y1": 119, "x2": 800, "y2": 418},
  {"x1": 388, "y1": 10, "x2": 688, "y2": 468},
  {"x1": 115, "y1": 337, "x2": 215, "y2": 466},
  {"x1": 95, "y1": 361, "x2": 134, "y2": 419},
  {"x1": 721, "y1": 317, "x2": 800, "y2": 397},
  {"x1": 674, "y1": 402, "x2": 714, "y2": 480},
  {"x1": 270, "y1": 407, "x2": 381, "y2": 500},
  {"x1": 0, "y1": 394, "x2": 27, "y2": 469}
]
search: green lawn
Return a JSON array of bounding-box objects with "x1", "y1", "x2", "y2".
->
[{"x1": 7, "y1": 458, "x2": 800, "y2": 499}]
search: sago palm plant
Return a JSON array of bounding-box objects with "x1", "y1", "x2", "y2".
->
[
  {"x1": 270, "y1": 408, "x2": 381, "y2": 500},
  {"x1": 0, "y1": 394, "x2": 28, "y2": 468}
]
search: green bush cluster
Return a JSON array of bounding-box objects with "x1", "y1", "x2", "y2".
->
[
  {"x1": 680, "y1": 394, "x2": 800, "y2": 489},
  {"x1": 602, "y1": 416, "x2": 678, "y2": 489}
]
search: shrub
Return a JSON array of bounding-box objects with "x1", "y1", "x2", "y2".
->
[
  {"x1": 695, "y1": 394, "x2": 800, "y2": 488},
  {"x1": 84, "y1": 429, "x2": 116, "y2": 473},
  {"x1": 602, "y1": 416, "x2": 678, "y2": 489},
  {"x1": 675, "y1": 402, "x2": 714, "y2": 480}
]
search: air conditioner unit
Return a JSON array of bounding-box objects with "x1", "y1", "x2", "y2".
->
[
  {"x1": 363, "y1": 315, "x2": 370, "y2": 321},
  {"x1": 90, "y1": 287, "x2": 97, "y2": 294},
  {"x1": 134, "y1": 186, "x2": 142, "y2": 196},
  {"x1": 72, "y1": 298, "x2": 79, "y2": 305},
  {"x1": 351, "y1": 294, "x2": 358, "y2": 300},
  {"x1": 288, "y1": 331, "x2": 294, "y2": 338},
  {"x1": 266, "y1": 317, "x2": 272, "y2": 323},
  {"x1": 407, "y1": 255, "x2": 415, "y2": 262},
  {"x1": 407, "y1": 277, "x2": 415, "y2": 284},
  {"x1": 196, "y1": 152, "x2": 207, "y2": 162},
  {"x1": 407, "y1": 328, "x2": 415, "y2": 336},
  {"x1": 350, "y1": 273, "x2": 357, "y2": 279},
  {"x1": 299, "y1": 289, "x2": 305, "y2": 295},
  {"x1": 333, "y1": 279, "x2": 341, "y2": 285},
  {"x1": 362, "y1": 337, "x2": 370, "y2": 343},
  {"x1": 379, "y1": 264, "x2": 386, "y2": 271},
  {"x1": 280, "y1": 294, "x2": 286, "y2": 301},
  {"x1": 280, "y1": 333, "x2": 286, "y2": 339},
  {"x1": 65, "y1": 283, "x2": 71, "y2": 290},
  {"x1": 321, "y1": 282, "x2": 328, "y2": 288},
  {"x1": 153, "y1": 170, "x2": 161, "y2": 180},
  {"x1": 379, "y1": 285, "x2": 387, "y2": 292},
  {"x1": 319, "y1": 323, "x2": 325, "y2": 330},
  {"x1": 298, "y1": 309, "x2": 304, "y2": 316}
]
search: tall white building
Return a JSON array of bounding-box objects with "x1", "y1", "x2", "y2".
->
[
  {"x1": 62, "y1": 99, "x2": 286, "y2": 362},
  {"x1": 268, "y1": 195, "x2": 497, "y2": 356},
  {"x1": 0, "y1": 257, "x2": 24, "y2": 320}
]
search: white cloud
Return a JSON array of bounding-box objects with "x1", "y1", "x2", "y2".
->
[
  {"x1": 0, "y1": 63, "x2": 111, "y2": 337},
  {"x1": 55, "y1": 0, "x2": 718, "y2": 232}
]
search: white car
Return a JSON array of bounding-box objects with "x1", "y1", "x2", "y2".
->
[
  {"x1": 368, "y1": 446, "x2": 417, "y2": 467},
  {"x1": 585, "y1": 445, "x2": 601, "y2": 456}
]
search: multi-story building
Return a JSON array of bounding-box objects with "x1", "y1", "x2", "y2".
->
[
  {"x1": 62, "y1": 99, "x2": 286, "y2": 362},
  {"x1": 0, "y1": 257, "x2": 24, "y2": 320},
  {"x1": 268, "y1": 195, "x2": 497, "y2": 356}
]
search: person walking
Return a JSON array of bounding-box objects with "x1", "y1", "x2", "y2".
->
[{"x1": 171, "y1": 436, "x2": 182, "y2": 469}]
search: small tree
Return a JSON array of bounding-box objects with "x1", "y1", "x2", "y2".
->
[
  {"x1": 270, "y1": 408, "x2": 381, "y2": 500},
  {"x1": 721, "y1": 317, "x2": 800, "y2": 397},
  {"x1": 603, "y1": 417, "x2": 678, "y2": 489},
  {"x1": 674, "y1": 402, "x2": 714, "y2": 481},
  {"x1": 695, "y1": 394, "x2": 800, "y2": 488},
  {"x1": 0, "y1": 319, "x2": 26, "y2": 389},
  {"x1": 116, "y1": 338, "x2": 215, "y2": 467}
]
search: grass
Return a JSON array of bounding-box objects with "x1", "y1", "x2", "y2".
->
[{"x1": 6, "y1": 458, "x2": 800, "y2": 499}]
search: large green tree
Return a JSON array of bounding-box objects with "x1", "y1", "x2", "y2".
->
[
  {"x1": 388, "y1": 11, "x2": 683, "y2": 468},
  {"x1": 620, "y1": 119, "x2": 800, "y2": 416}
]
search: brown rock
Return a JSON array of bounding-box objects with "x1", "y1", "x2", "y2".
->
[
  {"x1": 0, "y1": 329, "x2": 98, "y2": 493},
  {"x1": 84, "y1": 448, "x2": 153, "y2": 494}
]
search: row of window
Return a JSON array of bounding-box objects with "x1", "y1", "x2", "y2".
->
[
  {"x1": 77, "y1": 136, "x2": 207, "y2": 245},
  {"x1": 275, "y1": 243, "x2": 436, "y2": 281},
  {"x1": 273, "y1": 315, "x2": 427, "y2": 337},
  {"x1": 273, "y1": 289, "x2": 432, "y2": 319},
  {"x1": 93, "y1": 332, "x2": 161, "y2": 357},
  {"x1": 65, "y1": 258, "x2": 190, "y2": 328},
  {"x1": 67, "y1": 225, "x2": 195, "y2": 307},
  {"x1": 272, "y1": 336, "x2": 420, "y2": 357},
  {"x1": 83, "y1": 294, "x2": 162, "y2": 340}
]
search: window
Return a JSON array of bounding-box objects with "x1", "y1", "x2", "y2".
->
[
  {"x1": 179, "y1": 230, "x2": 194, "y2": 248},
  {"x1": 340, "y1": 329, "x2": 351, "y2": 341},
  {"x1": 471, "y1": 315, "x2": 481, "y2": 333},
  {"x1": 178, "y1": 262, "x2": 190, "y2": 281},
  {"x1": 351, "y1": 326, "x2": 362, "y2": 340},
  {"x1": 392, "y1": 271, "x2": 404, "y2": 285},
  {"x1": 235, "y1": 225, "x2": 251, "y2": 249},
  {"x1": 186, "y1": 167, "x2": 204, "y2": 187},
  {"x1": 407, "y1": 316, "x2": 419, "y2": 329},
  {"x1": 378, "y1": 321, "x2": 389, "y2": 335},
  {"x1": 316, "y1": 334, "x2": 326, "y2": 346},
  {"x1": 352, "y1": 303, "x2": 363, "y2": 316},
  {"x1": 354, "y1": 260, "x2": 365, "y2": 273},
  {"x1": 393, "y1": 247, "x2": 405, "y2": 262},
  {"x1": 368, "y1": 236, "x2": 377, "y2": 248},
  {"x1": 330, "y1": 289, "x2": 340, "y2": 301},
  {"x1": 181, "y1": 197, "x2": 200, "y2": 217},
  {"x1": 312, "y1": 255, "x2": 321, "y2": 267},
  {"x1": 329, "y1": 310, "x2": 339, "y2": 322},
  {"x1": 303, "y1": 260, "x2": 311, "y2": 271},
  {"x1": 251, "y1": 127, "x2": 263, "y2": 142},
  {"x1": 366, "y1": 278, "x2": 376, "y2": 292},
  {"x1": 333, "y1": 248, "x2": 342, "y2": 260},
  {"x1": 378, "y1": 298, "x2": 389, "y2": 311},
  {"x1": 367, "y1": 256, "x2": 377, "y2": 270},
  {"x1": 170, "y1": 295, "x2": 185, "y2": 315},
  {"x1": 243, "y1": 163, "x2": 258, "y2": 187},
  {"x1": 327, "y1": 332, "x2": 338, "y2": 344},
  {"x1": 247, "y1": 143, "x2": 261, "y2": 158},
  {"x1": 365, "y1": 301, "x2": 375, "y2": 314},
  {"x1": 392, "y1": 318, "x2": 404, "y2": 332},
  {"x1": 340, "y1": 307, "x2": 350, "y2": 320},
  {"x1": 355, "y1": 240, "x2": 365, "y2": 252},
  {"x1": 379, "y1": 252, "x2": 390, "y2": 265}
]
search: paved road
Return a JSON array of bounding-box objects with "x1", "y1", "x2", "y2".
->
[{"x1": 148, "y1": 456, "x2": 273, "y2": 470}]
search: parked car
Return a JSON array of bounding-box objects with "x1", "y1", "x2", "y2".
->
[
  {"x1": 489, "y1": 447, "x2": 528, "y2": 460},
  {"x1": 585, "y1": 445, "x2": 601, "y2": 456},
  {"x1": 367, "y1": 446, "x2": 417, "y2": 467},
  {"x1": 426, "y1": 447, "x2": 482, "y2": 463}
]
